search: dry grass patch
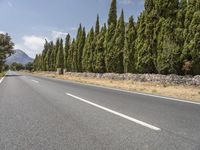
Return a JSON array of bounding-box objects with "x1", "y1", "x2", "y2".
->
[{"x1": 31, "y1": 72, "x2": 200, "y2": 102}]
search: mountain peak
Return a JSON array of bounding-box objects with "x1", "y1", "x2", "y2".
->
[{"x1": 6, "y1": 49, "x2": 34, "y2": 65}]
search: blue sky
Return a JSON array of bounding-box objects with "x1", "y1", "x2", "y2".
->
[{"x1": 0, "y1": 0, "x2": 144, "y2": 58}]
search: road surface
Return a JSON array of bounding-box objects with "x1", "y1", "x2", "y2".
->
[{"x1": 0, "y1": 71, "x2": 200, "y2": 150}]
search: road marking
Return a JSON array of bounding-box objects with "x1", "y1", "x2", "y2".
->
[
  {"x1": 0, "y1": 76, "x2": 5, "y2": 84},
  {"x1": 0, "y1": 71, "x2": 8, "y2": 84},
  {"x1": 32, "y1": 79, "x2": 39, "y2": 83},
  {"x1": 66, "y1": 93, "x2": 161, "y2": 131}
]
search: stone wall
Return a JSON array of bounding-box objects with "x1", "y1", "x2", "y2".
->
[{"x1": 64, "y1": 72, "x2": 200, "y2": 86}]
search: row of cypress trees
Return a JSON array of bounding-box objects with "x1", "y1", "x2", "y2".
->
[{"x1": 34, "y1": 0, "x2": 200, "y2": 75}]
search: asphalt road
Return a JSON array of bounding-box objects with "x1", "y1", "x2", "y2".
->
[{"x1": 0, "y1": 71, "x2": 200, "y2": 150}]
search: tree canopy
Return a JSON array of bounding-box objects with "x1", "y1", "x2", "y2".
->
[{"x1": 0, "y1": 33, "x2": 14, "y2": 72}]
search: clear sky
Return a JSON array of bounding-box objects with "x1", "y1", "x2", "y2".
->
[{"x1": 0, "y1": 0, "x2": 144, "y2": 58}]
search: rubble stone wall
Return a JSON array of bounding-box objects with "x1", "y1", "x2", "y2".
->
[{"x1": 64, "y1": 72, "x2": 200, "y2": 86}]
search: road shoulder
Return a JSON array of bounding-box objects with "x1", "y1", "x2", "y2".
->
[{"x1": 22, "y1": 71, "x2": 200, "y2": 103}]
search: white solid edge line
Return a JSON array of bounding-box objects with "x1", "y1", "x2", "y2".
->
[
  {"x1": 32, "y1": 80, "x2": 39, "y2": 83},
  {"x1": 0, "y1": 71, "x2": 8, "y2": 84},
  {"x1": 0, "y1": 76, "x2": 5, "y2": 84},
  {"x1": 66, "y1": 93, "x2": 161, "y2": 131}
]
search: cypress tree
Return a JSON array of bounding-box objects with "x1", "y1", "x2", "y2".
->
[
  {"x1": 111, "y1": 10, "x2": 125, "y2": 73},
  {"x1": 182, "y1": 10, "x2": 200, "y2": 75},
  {"x1": 156, "y1": 0, "x2": 180, "y2": 74},
  {"x1": 50, "y1": 43, "x2": 57, "y2": 71},
  {"x1": 184, "y1": 0, "x2": 197, "y2": 41},
  {"x1": 56, "y1": 38, "x2": 64, "y2": 69},
  {"x1": 67, "y1": 39, "x2": 75, "y2": 72},
  {"x1": 44, "y1": 41, "x2": 51, "y2": 71},
  {"x1": 49, "y1": 41, "x2": 54, "y2": 71},
  {"x1": 41, "y1": 40, "x2": 49, "y2": 71},
  {"x1": 124, "y1": 16, "x2": 137, "y2": 73},
  {"x1": 76, "y1": 24, "x2": 85, "y2": 72},
  {"x1": 64, "y1": 34, "x2": 71, "y2": 71},
  {"x1": 72, "y1": 39, "x2": 78, "y2": 72},
  {"x1": 108, "y1": 0, "x2": 117, "y2": 27},
  {"x1": 95, "y1": 24, "x2": 107, "y2": 73},
  {"x1": 105, "y1": 0, "x2": 117, "y2": 72},
  {"x1": 95, "y1": 15, "x2": 100, "y2": 36},
  {"x1": 135, "y1": 0, "x2": 157, "y2": 73},
  {"x1": 82, "y1": 27, "x2": 94, "y2": 72},
  {"x1": 92, "y1": 15, "x2": 101, "y2": 72}
]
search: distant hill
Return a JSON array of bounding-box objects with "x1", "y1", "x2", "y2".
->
[{"x1": 6, "y1": 49, "x2": 34, "y2": 65}]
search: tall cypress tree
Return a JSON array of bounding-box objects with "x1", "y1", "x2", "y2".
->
[
  {"x1": 135, "y1": 0, "x2": 157, "y2": 73},
  {"x1": 41, "y1": 40, "x2": 49, "y2": 71},
  {"x1": 124, "y1": 16, "x2": 137, "y2": 73},
  {"x1": 49, "y1": 41, "x2": 54, "y2": 71},
  {"x1": 95, "y1": 15, "x2": 100, "y2": 36},
  {"x1": 76, "y1": 24, "x2": 86, "y2": 72},
  {"x1": 72, "y1": 39, "x2": 78, "y2": 72},
  {"x1": 105, "y1": 0, "x2": 117, "y2": 72},
  {"x1": 156, "y1": 0, "x2": 180, "y2": 74},
  {"x1": 67, "y1": 39, "x2": 75, "y2": 72},
  {"x1": 51, "y1": 43, "x2": 57, "y2": 71},
  {"x1": 92, "y1": 15, "x2": 101, "y2": 72},
  {"x1": 182, "y1": 10, "x2": 200, "y2": 75},
  {"x1": 82, "y1": 27, "x2": 94, "y2": 72},
  {"x1": 44, "y1": 41, "x2": 52, "y2": 71},
  {"x1": 56, "y1": 38, "x2": 64, "y2": 69},
  {"x1": 64, "y1": 34, "x2": 71, "y2": 71},
  {"x1": 95, "y1": 24, "x2": 107, "y2": 73},
  {"x1": 108, "y1": 0, "x2": 117, "y2": 27},
  {"x1": 110, "y1": 10, "x2": 125, "y2": 73}
]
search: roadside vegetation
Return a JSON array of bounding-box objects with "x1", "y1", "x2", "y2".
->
[
  {"x1": 0, "y1": 72, "x2": 6, "y2": 77},
  {"x1": 33, "y1": 0, "x2": 200, "y2": 76},
  {"x1": 0, "y1": 33, "x2": 14, "y2": 73},
  {"x1": 10, "y1": 62, "x2": 33, "y2": 72}
]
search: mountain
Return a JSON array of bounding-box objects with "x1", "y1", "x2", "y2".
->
[{"x1": 6, "y1": 49, "x2": 34, "y2": 65}]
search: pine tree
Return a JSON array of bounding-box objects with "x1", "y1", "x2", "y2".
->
[
  {"x1": 56, "y1": 38, "x2": 64, "y2": 69},
  {"x1": 64, "y1": 34, "x2": 71, "y2": 71},
  {"x1": 82, "y1": 28, "x2": 94, "y2": 72},
  {"x1": 124, "y1": 16, "x2": 137, "y2": 73},
  {"x1": 95, "y1": 24, "x2": 107, "y2": 73}
]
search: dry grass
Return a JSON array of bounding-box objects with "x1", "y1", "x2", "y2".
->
[
  {"x1": 0, "y1": 72, "x2": 6, "y2": 78},
  {"x1": 31, "y1": 72, "x2": 200, "y2": 102}
]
